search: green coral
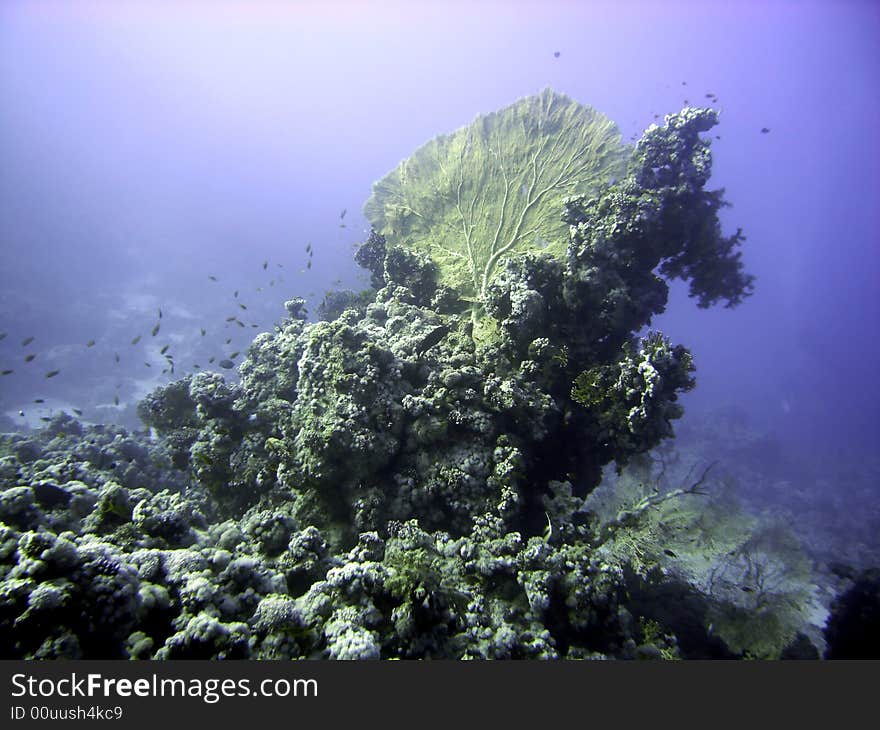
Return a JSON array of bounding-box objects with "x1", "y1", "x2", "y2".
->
[
  {"x1": 587, "y1": 455, "x2": 817, "y2": 659},
  {"x1": 572, "y1": 332, "x2": 696, "y2": 466},
  {"x1": 364, "y1": 88, "x2": 627, "y2": 331}
]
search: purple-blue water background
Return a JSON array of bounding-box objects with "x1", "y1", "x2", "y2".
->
[{"x1": 1, "y1": 1, "x2": 877, "y2": 547}]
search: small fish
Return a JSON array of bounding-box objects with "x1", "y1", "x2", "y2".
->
[
  {"x1": 663, "y1": 549, "x2": 677, "y2": 558},
  {"x1": 86, "y1": 339, "x2": 96, "y2": 347},
  {"x1": 40, "y1": 417, "x2": 53, "y2": 423},
  {"x1": 760, "y1": 127, "x2": 770, "y2": 134},
  {"x1": 34, "y1": 398, "x2": 45, "y2": 403},
  {"x1": 251, "y1": 324, "x2": 258, "y2": 328},
  {"x1": 158, "y1": 308, "x2": 163, "y2": 319},
  {"x1": 72, "y1": 408, "x2": 82, "y2": 416},
  {"x1": 277, "y1": 263, "x2": 284, "y2": 268},
  {"x1": 24, "y1": 354, "x2": 36, "y2": 362},
  {"x1": 270, "y1": 280, "x2": 275, "y2": 286},
  {"x1": 219, "y1": 359, "x2": 235, "y2": 369},
  {"x1": 307, "y1": 260, "x2": 312, "y2": 269},
  {"x1": 18, "y1": 410, "x2": 24, "y2": 416},
  {"x1": 144, "y1": 362, "x2": 152, "y2": 368},
  {"x1": 209, "y1": 275, "x2": 218, "y2": 281},
  {"x1": 45, "y1": 370, "x2": 60, "y2": 378},
  {"x1": 553, "y1": 51, "x2": 560, "y2": 58},
  {"x1": 114, "y1": 394, "x2": 119, "y2": 406},
  {"x1": 160, "y1": 344, "x2": 170, "y2": 355},
  {"x1": 340, "y1": 208, "x2": 347, "y2": 219},
  {"x1": 0, "y1": 332, "x2": 6, "y2": 341},
  {"x1": 681, "y1": 80, "x2": 687, "y2": 85},
  {"x1": 235, "y1": 320, "x2": 245, "y2": 328},
  {"x1": 201, "y1": 327, "x2": 206, "y2": 336},
  {"x1": 161, "y1": 368, "x2": 167, "y2": 374},
  {"x1": 234, "y1": 290, "x2": 239, "y2": 298},
  {"x1": 256, "y1": 286, "x2": 263, "y2": 292},
  {"x1": 226, "y1": 316, "x2": 237, "y2": 322},
  {"x1": 705, "y1": 93, "x2": 714, "y2": 98},
  {"x1": 151, "y1": 323, "x2": 160, "y2": 337},
  {"x1": 193, "y1": 363, "x2": 201, "y2": 369},
  {"x1": 225, "y1": 338, "x2": 232, "y2": 344},
  {"x1": 715, "y1": 135, "x2": 721, "y2": 140},
  {"x1": 131, "y1": 335, "x2": 141, "y2": 345},
  {"x1": 741, "y1": 586, "x2": 755, "y2": 593},
  {"x1": 238, "y1": 303, "x2": 247, "y2": 310},
  {"x1": 683, "y1": 99, "x2": 689, "y2": 105},
  {"x1": 208, "y1": 356, "x2": 216, "y2": 363},
  {"x1": 229, "y1": 351, "x2": 240, "y2": 359},
  {"x1": 415, "y1": 324, "x2": 451, "y2": 357},
  {"x1": 305, "y1": 243, "x2": 312, "y2": 253},
  {"x1": 114, "y1": 352, "x2": 120, "y2": 363},
  {"x1": 22, "y1": 336, "x2": 34, "y2": 347},
  {"x1": 339, "y1": 223, "x2": 346, "y2": 228},
  {"x1": 263, "y1": 260, "x2": 268, "y2": 270}
]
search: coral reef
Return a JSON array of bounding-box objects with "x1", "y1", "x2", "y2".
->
[{"x1": 3, "y1": 93, "x2": 829, "y2": 661}]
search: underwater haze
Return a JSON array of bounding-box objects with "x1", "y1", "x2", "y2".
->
[{"x1": 0, "y1": 0, "x2": 878, "y2": 660}]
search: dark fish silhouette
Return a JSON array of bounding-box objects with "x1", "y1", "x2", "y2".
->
[
  {"x1": 151, "y1": 323, "x2": 160, "y2": 337},
  {"x1": 239, "y1": 303, "x2": 247, "y2": 310},
  {"x1": 86, "y1": 339, "x2": 96, "y2": 347},
  {"x1": 208, "y1": 356, "x2": 216, "y2": 363},
  {"x1": 72, "y1": 408, "x2": 82, "y2": 416},
  {"x1": 306, "y1": 243, "x2": 312, "y2": 253},
  {"x1": 40, "y1": 417, "x2": 53, "y2": 423},
  {"x1": 229, "y1": 351, "x2": 240, "y2": 359},
  {"x1": 114, "y1": 352, "x2": 120, "y2": 363},
  {"x1": 226, "y1": 316, "x2": 237, "y2": 322},
  {"x1": 219, "y1": 359, "x2": 235, "y2": 369},
  {"x1": 415, "y1": 325, "x2": 450, "y2": 357},
  {"x1": 24, "y1": 354, "x2": 36, "y2": 362},
  {"x1": 307, "y1": 260, "x2": 312, "y2": 270},
  {"x1": 0, "y1": 332, "x2": 6, "y2": 341},
  {"x1": 34, "y1": 398, "x2": 44, "y2": 403},
  {"x1": 114, "y1": 394, "x2": 119, "y2": 406},
  {"x1": 209, "y1": 275, "x2": 218, "y2": 281},
  {"x1": 201, "y1": 327, "x2": 207, "y2": 336},
  {"x1": 158, "y1": 308, "x2": 163, "y2": 319},
  {"x1": 554, "y1": 51, "x2": 560, "y2": 58},
  {"x1": 234, "y1": 290, "x2": 239, "y2": 298},
  {"x1": 340, "y1": 209, "x2": 347, "y2": 219},
  {"x1": 22, "y1": 336, "x2": 34, "y2": 347},
  {"x1": 144, "y1": 362, "x2": 152, "y2": 368},
  {"x1": 663, "y1": 548, "x2": 677, "y2": 558},
  {"x1": 235, "y1": 320, "x2": 245, "y2": 328},
  {"x1": 225, "y1": 338, "x2": 232, "y2": 344},
  {"x1": 263, "y1": 260, "x2": 268, "y2": 270},
  {"x1": 131, "y1": 335, "x2": 141, "y2": 345},
  {"x1": 3, "y1": 369, "x2": 15, "y2": 376},
  {"x1": 160, "y1": 344, "x2": 170, "y2": 355},
  {"x1": 45, "y1": 370, "x2": 60, "y2": 378},
  {"x1": 760, "y1": 127, "x2": 770, "y2": 134}
]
